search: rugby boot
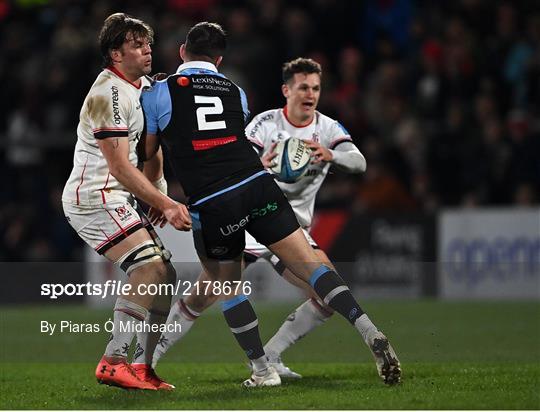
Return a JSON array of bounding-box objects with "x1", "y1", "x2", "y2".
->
[
  {"x1": 132, "y1": 363, "x2": 175, "y2": 390},
  {"x1": 268, "y1": 356, "x2": 302, "y2": 379},
  {"x1": 251, "y1": 356, "x2": 302, "y2": 379},
  {"x1": 95, "y1": 356, "x2": 157, "y2": 390},
  {"x1": 367, "y1": 331, "x2": 401, "y2": 385},
  {"x1": 243, "y1": 366, "x2": 281, "y2": 387}
]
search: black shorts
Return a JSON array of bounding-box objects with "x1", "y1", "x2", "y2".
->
[{"x1": 189, "y1": 172, "x2": 300, "y2": 260}]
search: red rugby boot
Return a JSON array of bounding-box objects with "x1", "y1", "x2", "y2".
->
[
  {"x1": 132, "y1": 363, "x2": 175, "y2": 391},
  {"x1": 95, "y1": 356, "x2": 157, "y2": 390}
]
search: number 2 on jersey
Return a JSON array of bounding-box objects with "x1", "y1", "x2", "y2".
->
[{"x1": 194, "y1": 96, "x2": 226, "y2": 131}]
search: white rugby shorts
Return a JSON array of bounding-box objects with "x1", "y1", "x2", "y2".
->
[{"x1": 63, "y1": 197, "x2": 152, "y2": 255}]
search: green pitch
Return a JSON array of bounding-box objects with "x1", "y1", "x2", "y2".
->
[{"x1": 1, "y1": 301, "x2": 539, "y2": 409}]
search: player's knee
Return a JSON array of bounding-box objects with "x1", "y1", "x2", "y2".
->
[
  {"x1": 117, "y1": 240, "x2": 170, "y2": 281},
  {"x1": 129, "y1": 261, "x2": 164, "y2": 285},
  {"x1": 151, "y1": 260, "x2": 170, "y2": 283}
]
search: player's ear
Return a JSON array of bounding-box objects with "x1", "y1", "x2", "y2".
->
[
  {"x1": 179, "y1": 44, "x2": 186, "y2": 61},
  {"x1": 281, "y1": 83, "x2": 289, "y2": 99},
  {"x1": 215, "y1": 56, "x2": 223, "y2": 67},
  {"x1": 110, "y1": 48, "x2": 122, "y2": 63}
]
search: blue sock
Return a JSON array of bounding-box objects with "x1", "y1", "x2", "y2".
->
[
  {"x1": 222, "y1": 295, "x2": 265, "y2": 360},
  {"x1": 309, "y1": 265, "x2": 364, "y2": 324}
]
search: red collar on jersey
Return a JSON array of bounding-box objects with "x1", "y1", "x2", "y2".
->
[
  {"x1": 283, "y1": 105, "x2": 314, "y2": 128},
  {"x1": 106, "y1": 66, "x2": 142, "y2": 89}
]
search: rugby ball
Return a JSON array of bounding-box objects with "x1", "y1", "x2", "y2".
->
[{"x1": 270, "y1": 137, "x2": 311, "y2": 183}]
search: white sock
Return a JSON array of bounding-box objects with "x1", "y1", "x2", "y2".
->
[
  {"x1": 264, "y1": 299, "x2": 331, "y2": 359},
  {"x1": 104, "y1": 298, "x2": 148, "y2": 358},
  {"x1": 354, "y1": 313, "x2": 379, "y2": 343},
  {"x1": 251, "y1": 355, "x2": 269, "y2": 374},
  {"x1": 151, "y1": 299, "x2": 199, "y2": 368},
  {"x1": 132, "y1": 310, "x2": 168, "y2": 365}
]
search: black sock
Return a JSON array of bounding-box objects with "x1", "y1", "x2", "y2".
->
[
  {"x1": 309, "y1": 265, "x2": 364, "y2": 324},
  {"x1": 221, "y1": 295, "x2": 265, "y2": 360}
]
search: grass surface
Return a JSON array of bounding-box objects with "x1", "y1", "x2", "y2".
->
[{"x1": 1, "y1": 301, "x2": 539, "y2": 409}]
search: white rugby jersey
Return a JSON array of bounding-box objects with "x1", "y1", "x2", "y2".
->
[
  {"x1": 62, "y1": 68, "x2": 150, "y2": 206},
  {"x1": 245, "y1": 107, "x2": 354, "y2": 228}
]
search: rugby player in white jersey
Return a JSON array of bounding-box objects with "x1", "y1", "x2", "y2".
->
[
  {"x1": 151, "y1": 58, "x2": 401, "y2": 385},
  {"x1": 62, "y1": 13, "x2": 191, "y2": 390}
]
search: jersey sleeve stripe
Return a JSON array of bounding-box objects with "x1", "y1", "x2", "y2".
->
[
  {"x1": 94, "y1": 130, "x2": 129, "y2": 140},
  {"x1": 329, "y1": 137, "x2": 353, "y2": 150}
]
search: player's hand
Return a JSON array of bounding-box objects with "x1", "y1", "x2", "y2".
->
[
  {"x1": 148, "y1": 207, "x2": 167, "y2": 228},
  {"x1": 261, "y1": 142, "x2": 278, "y2": 168},
  {"x1": 163, "y1": 202, "x2": 192, "y2": 231},
  {"x1": 303, "y1": 140, "x2": 333, "y2": 164}
]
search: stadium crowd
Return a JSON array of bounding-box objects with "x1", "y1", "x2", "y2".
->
[{"x1": 1, "y1": 0, "x2": 539, "y2": 261}]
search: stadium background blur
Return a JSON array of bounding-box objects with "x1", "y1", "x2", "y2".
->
[
  {"x1": 0, "y1": 0, "x2": 539, "y2": 261},
  {"x1": 1, "y1": 1, "x2": 539, "y2": 409}
]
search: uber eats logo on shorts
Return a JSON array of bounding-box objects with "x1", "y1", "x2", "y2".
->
[
  {"x1": 251, "y1": 202, "x2": 278, "y2": 217},
  {"x1": 219, "y1": 202, "x2": 279, "y2": 236}
]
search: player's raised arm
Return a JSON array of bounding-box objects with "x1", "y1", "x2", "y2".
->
[
  {"x1": 316, "y1": 121, "x2": 366, "y2": 172},
  {"x1": 328, "y1": 140, "x2": 366, "y2": 172},
  {"x1": 305, "y1": 137, "x2": 366, "y2": 172}
]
